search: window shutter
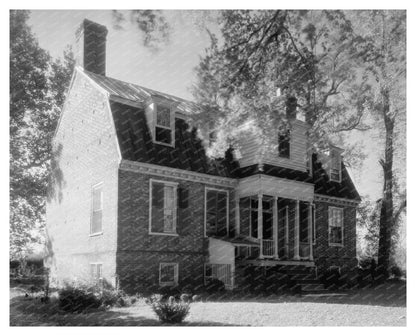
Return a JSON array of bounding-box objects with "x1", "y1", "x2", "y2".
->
[
  {"x1": 152, "y1": 182, "x2": 164, "y2": 208},
  {"x1": 178, "y1": 187, "x2": 189, "y2": 209}
]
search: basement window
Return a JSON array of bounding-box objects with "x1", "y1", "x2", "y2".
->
[
  {"x1": 155, "y1": 105, "x2": 173, "y2": 146},
  {"x1": 90, "y1": 263, "x2": 103, "y2": 287},
  {"x1": 159, "y1": 263, "x2": 178, "y2": 286}
]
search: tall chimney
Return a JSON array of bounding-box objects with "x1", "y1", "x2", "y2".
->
[
  {"x1": 286, "y1": 96, "x2": 297, "y2": 119},
  {"x1": 75, "y1": 19, "x2": 108, "y2": 76}
]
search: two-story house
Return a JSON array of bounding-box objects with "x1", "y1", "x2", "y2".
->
[{"x1": 46, "y1": 19, "x2": 361, "y2": 293}]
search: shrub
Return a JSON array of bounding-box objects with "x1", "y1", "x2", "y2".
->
[
  {"x1": 146, "y1": 294, "x2": 191, "y2": 324},
  {"x1": 390, "y1": 265, "x2": 404, "y2": 279},
  {"x1": 58, "y1": 285, "x2": 101, "y2": 313},
  {"x1": 58, "y1": 284, "x2": 137, "y2": 313}
]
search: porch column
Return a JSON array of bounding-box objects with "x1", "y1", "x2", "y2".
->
[
  {"x1": 273, "y1": 196, "x2": 279, "y2": 259},
  {"x1": 258, "y1": 194, "x2": 263, "y2": 258},
  {"x1": 308, "y1": 202, "x2": 314, "y2": 261},
  {"x1": 294, "y1": 199, "x2": 300, "y2": 260},
  {"x1": 235, "y1": 193, "x2": 240, "y2": 236}
]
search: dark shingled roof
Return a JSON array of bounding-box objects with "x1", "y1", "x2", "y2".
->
[{"x1": 85, "y1": 70, "x2": 360, "y2": 202}]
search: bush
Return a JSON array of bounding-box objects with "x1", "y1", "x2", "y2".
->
[
  {"x1": 58, "y1": 284, "x2": 136, "y2": 313},
  {"x1": 146, "y1": 294, "x2": 191, "y2": 324},
  {"x1": 390, "y1": 265, "x2": 404, "y2": 279},
  {"x1": 58, "y1": 285, "x2": 101, "y2": 313},
  {"x1": 101, "y1": 287, "x2": 137, "y2": 307}
]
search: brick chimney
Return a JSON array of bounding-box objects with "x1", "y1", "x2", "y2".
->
[
  {"x1": 286, "y1": 96, "x2": 297, "y2": 119},
  {"x1": 75, "y1": 19, "x2": 108, "y2": 76}
]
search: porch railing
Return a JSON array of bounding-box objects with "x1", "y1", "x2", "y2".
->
[
  {"x1": 205, "y1": 263, "x2": 232, "y2": 288},
  {"x1": 262, "y1": 239, "x2": 275, "y2": 257}
]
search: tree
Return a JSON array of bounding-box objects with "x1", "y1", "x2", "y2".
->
[
  {"x1": 112, "y1": 10, "x2": 171, "y2": 51},
  {"x1": 10, "y1": 10, "x2": 75, "y2": 259},
  {"x1": 191, "y1": 10, "x2": 371, "y2": 160},
  {"x1": 352, "y1": 10, "x2": 406, "y2": 273}
]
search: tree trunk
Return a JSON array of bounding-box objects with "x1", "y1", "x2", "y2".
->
[{"x1": 377, "y1": 87, "x2": 395, "y2": 273}]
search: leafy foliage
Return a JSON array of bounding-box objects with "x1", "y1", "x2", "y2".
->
[
  {"x1": 146, "y1": 294, "x2": 191, "y2": 324},
  {"x1": 112, "y1": 10, "x2": 170, "y2": 51},
  {"x1": 58, "y1": 285, "x2": 102, "y2": 313},
  {"x1": 349, "y1": 10, "x2": 406, "y2": 271},
  {"x1": 9, "y1": 10, "x2": 75, "y2": 259},
  {"x1": 191, "y1": 10, "x2": 372, "y2": 158}
]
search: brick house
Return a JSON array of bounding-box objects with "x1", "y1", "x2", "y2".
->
[{"x1": 46, "y1": 19, "x2": 361, "y2": 293}]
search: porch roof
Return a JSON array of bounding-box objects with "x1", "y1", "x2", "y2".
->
[
  {"x1": 211, "y1": 236, "x2": 260, "y2": 246},
  {"x1": 236, "y1": 174, "x2": 315, "y2": 202}
]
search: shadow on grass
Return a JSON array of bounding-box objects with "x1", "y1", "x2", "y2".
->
[
  {"x1": 9, "y1": 296, "x2": 238, "y2": 326},
  {"x1": 199, "y1": 280, "x2": 406, "y2": 308}
]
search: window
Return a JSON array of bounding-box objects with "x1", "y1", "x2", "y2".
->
[
  {"x1": 90, "y1": 263, "x2": 103, "y2": 286},
  {"x1": 330, "y1": 150, "x2": 342, "y2": 182},
  {"x1": 328, "y1": 207, "x2": 343, "y2": 246},
  {"x1": 205, "y1": 189, "x2": 228, "y2": 237},
  {"x1": 150, "y1": 180, "x2": 178, "y2": 235},
  {"x1": 250, "y1": 197, "x2": 258, "y2": 238},
  {"x1": 159, "y1": 263, "x2": 178, "y2": 286},
  {"x1": 278, "y1": 130, "x2": 290, "y2": 158},
  {"x1": 155, "y1": 105, "x2": 173, "y2": 145},
  {"x1": 312, "y1": 204, "x2": 316, "y2": 245},
  {"x1": 91, "y1": 183, "x2": 103, "y2": 235}
]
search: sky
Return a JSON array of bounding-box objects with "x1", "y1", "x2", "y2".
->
[{"x1": 27, "y1": 9, "x2": 391, "y2": 202}]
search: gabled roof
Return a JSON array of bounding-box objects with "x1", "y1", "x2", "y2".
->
[
  {"x1": 84, "y1": 70, "x2": 198, "y2": 115},
  {"x1": 81, "y1": 69, "x2": 360, "y2": 202}
]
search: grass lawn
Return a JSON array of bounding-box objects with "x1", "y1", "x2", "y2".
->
[{"x1": 10, "y1": 280, "x2": 406, "y2": 326}]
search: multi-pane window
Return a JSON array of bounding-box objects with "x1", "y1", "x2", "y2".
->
[
  {"x1": 150, "y1": 180, "x2": 177, "y2": 235},
  {"x1": 90, "y1": 263, "x2": 103, "y2": 286},
  {"x1": 159, "y1": 263, "x2": 178, "y2": 286},
  {"x1": 278, "y1": 130, "x2": 290, "y2": 158},
  {"x1": 330, "y1": 150, "x2": 342, "y2": 182},
  {"x1": 250, "y1": 197, "x2": 258, "y2": 238},
  {"x1": 91, "y1": 183, "x2": 103, "y2": 235},
  {"x1": 329, "y1": 207, "x2": 343, "y2": 246},
  {"x1": 155, "y1": 105, "x2": 172, "y2": 145},
  {"x1": 205, "y1": 189, "x2": 228, "y2": 237}
]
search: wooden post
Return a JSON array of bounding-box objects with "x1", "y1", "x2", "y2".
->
[
  {"x1": 294, "y1": 199, "x2": 300, "y2": 260},
  {"x1": 273, "y1": 196, "x2": 279, "y2": 259},
  {"x1": 308, "y1": 202, "x2": 314, "y2": 261},
  {"x1": 258, "y1": 194, "x2": 263, "y2": 258}
]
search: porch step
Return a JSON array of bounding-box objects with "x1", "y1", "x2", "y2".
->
[
  {"x1": 301, "y1": 283, "x2": 326, "y2": 292},
  {"x1": 293, "y1": 278, "x2": 321, "y2": 285}
]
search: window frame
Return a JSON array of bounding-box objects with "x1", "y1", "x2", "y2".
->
[
  {"x1": 154, "y1": 104, "x2": 174, "y2": 147},
  {"x1": 329, "y1": 151, "x2": 342, "y2": 182},
  {"x1": 90, "y1": 262, "x2": 103, "y2": 286},
  {"x1": 90, "y1": 182, "x2": 103, "y2": 236},
  {"x1": 149, "y1": 179, "x2": 179, "y2": 236},
  {"x1": 328, "y1": 206, "x2": 344, "y2": 247},
  {"x1": 278, "y1": 130, "x2": 291, "y2": 159},
  {"x1": 249, "y1": 196, "x2": 258, "y2": 239},
  {"x1": 159, "y1": 262, "x2": 179, "y2": 286},
  {"x1": 204, "y1": 187, "x2": 229, "y2": 237}
]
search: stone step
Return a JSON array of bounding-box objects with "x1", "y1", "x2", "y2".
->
[{"x1": 290, "y1": 273, "x2": 318, "y2": 281}]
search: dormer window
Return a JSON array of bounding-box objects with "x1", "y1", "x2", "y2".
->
[
  {"x1": 155, "y1": 104, "x2": 173, "y2": 146},
  {"x1": 278, "y1": 130, "x2": 290, "y2": 159},
  {"x1": 329, "y1": 150, "x2": 342, "y2": 182}
]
